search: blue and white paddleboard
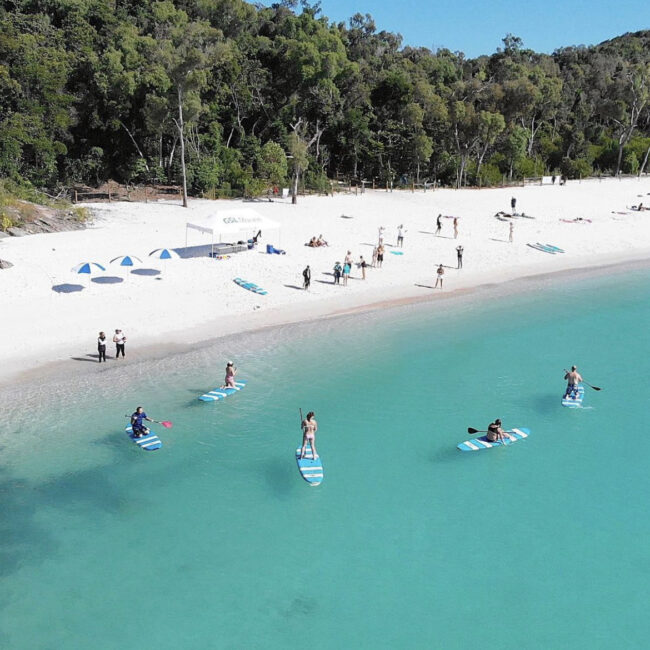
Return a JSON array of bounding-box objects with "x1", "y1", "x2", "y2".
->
[
  {"x1": 198, "y1": 380, "x2": 247, "y2": 402},
  {"x1": 389, "y1": 250, "x2": 404, "y2": 255},
  {"x1": 125, "y1": 426, "x2": 162, "y2": 451},
  {"x1": 562, "y1": 385, "x2": 584, "y2": 408},
  {"x1": 234, "y1": 278, "x2": 267, "y2": 295},
  {"x1": 295, "y1": 445, "x2": 323, "y2": 486},
  {"x1": 457, "y1": 427, "x2": 530, "y2": 452}
]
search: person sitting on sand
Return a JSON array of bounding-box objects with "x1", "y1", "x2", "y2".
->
[
  {"x1": 317, "y1": 234, "x2": 329, "y2": 246},
  {"x1": 300, "y1": 411, "x2": 319, "y2": 460},
  {"x1": 308, "y1": 236, "x2": 318, "y2": 247},
  {"x1": 221, "y1": 361, "x2": 237, "y2": 389},
  {"x1": 563, "y1": 365, "x2": 582, "y2": 399},
  {"x1": 486, "y1": 418, "x2": 506, "y2": 443},
  {"x1": 131, "y1": 406, "x2": 154, "y2": 438}
]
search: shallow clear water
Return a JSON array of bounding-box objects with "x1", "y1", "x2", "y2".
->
[{"x1": 1, "y1": 268, "x2": 649, "y2": 649}]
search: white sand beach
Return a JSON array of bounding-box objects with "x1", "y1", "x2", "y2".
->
[{"x1": 1, "y1": 177, "x2": 649, "y2": 385}]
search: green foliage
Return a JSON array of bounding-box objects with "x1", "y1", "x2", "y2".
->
[
  {"x1": 477, "y1": 162, "x2": 503, "y2": 186},
  {"x1": 560, "y1": 157, "x2": 592, "y2": 179}
]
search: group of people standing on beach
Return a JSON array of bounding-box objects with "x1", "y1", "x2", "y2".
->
[{"x1": 97, "y1": 329, "x2": 126, "y2": 362}]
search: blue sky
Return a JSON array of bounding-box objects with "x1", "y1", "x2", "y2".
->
[{"x1": 314, "y1": 0, "x2": 649, "y2": 57}]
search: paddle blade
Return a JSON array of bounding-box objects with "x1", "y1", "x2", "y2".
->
[
  {"x1": 467, "y1": 427, "x2": 479, "y2": 434},
  {"x1": 591, "y1": 386, "x2": 601, "y2": 391},
  {"x1": 160, "y1": 421, "x2": 173, "y2": 428}
]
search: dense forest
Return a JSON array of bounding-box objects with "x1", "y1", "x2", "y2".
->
[{"x1": 1, "y1": 0, "x2": 649, "y2": 200}]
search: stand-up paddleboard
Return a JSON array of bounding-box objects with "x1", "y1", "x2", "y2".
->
[
  {"x1": 295, "y1": 444, "x2": 323, "y2": 485},
  {"x1": 198, "y1": 380, "x2": 247, "y2": 402},
  {"x1": 125, "y1": 426, "x2": 162, "y2": 451},
  {"x1": 527, "y1": 243, "x2": 556, "y2": 254},
  {"x1": 234, "y1": 278, "x2": 267, "y2": 295},
  {"x1": 538, "y1": 243, "x2": 565, "y2": 253},
  {"x1": 457, "y1": 427, "x2": 530, "y2": 452},
  {"x1": 562, "y1": 384, "x2": 584, "y2": 408}
]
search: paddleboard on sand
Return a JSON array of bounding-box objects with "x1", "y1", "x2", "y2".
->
[
  {"x1": 296, "y1": 444, "x2": 323, "y2": 485},
  {"x1": 389, "y1": 250, "x2": 404, "y2": 255},
  {"x1": 234, "y1": 278, "x2": 267, "y2": 295},
  {"x1": 125, "y1": 426, "x2": 162, "y2": 451},
  {"x1": 527, "y1": 243, "x2": 555, "y2": 254},
  {"x1": 562, "y1": 384, "x2": 585, "y2": 408},
  {"x1": 457, "y1": 427, "x2": 530, "y2": 452},
  {"x1": 199, "y1": 380, "x2": 247, "y2": 402}
]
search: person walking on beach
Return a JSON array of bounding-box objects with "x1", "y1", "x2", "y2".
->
[
  {"x1": 97, "y1": 331, "x2": 107, "y2": 363},
  {"x1": 333, "y1": 262, "x2": 342, "y2": 285},
  {"x1": 378, "y1": 226, "x2": 385, "y2": 246},
  {"x1": 342, "y1": 260, "x2": 351, "y2": 285},
  {"x1": 302, "y1": 265, "x2": 311, "y2": 290},
  {"x1": 509, "y1": 221, "x2": 514, "y2": 243},
  {"x1": 453, "y1": 217, "x2": 459, "y2": 239},
  {"x1": 130, "y1": 406, "x2": 155, "y2": 438},
  {"x1": 397, "y1": 224, "x2": 406, "y2": 247},
  {"x1": 563, "y1": 365, "x2": 583, "y2": 399},
  {"x1": 456, "y1": 245, "x2": 464, "y2": 269},
  {"x1": 300, "y1": 411, "x2": 319, "y2": 460},
  {"x1": 372, "y1": 246, "x2": 378, "y2": 267},
  {"x1": 113, "y1": 329, "x2": 126, "y2": 358},
  {"x1": 487, "y1": 418, "x2": 506, "y2": 443},
  {"x1": 435, "y1": 264, "x2": 444, "y2": 289},
  {"x1": 435, "y1": 213, "x2": 442, "y2": 236},
  {"x1": 221, "y1": 361, "x2": 237, "y2": 389},
  {"x1": 511, "y1": 197, "x2": 517, "y2": 212},
  {"x1": 376, "y1": 244, "x2": 385, "y2": 268},
  {"x1": 360, "y1": 256, "x2": 367, "y2": 280}
]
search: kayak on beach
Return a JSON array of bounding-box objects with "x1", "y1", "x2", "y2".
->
[
  {"x1": 562, "y1": 385, "x2": 584, "y2": 408},
  {"x1": 125, "y1": 426, "x2": 162, "y2": 451},
  {"x1": 234, "y1": 278, "x2": 268, "y2": 295},
  {"x1": 198, "y1": 380, "x2": 247, "y2": 402},
  {"x1": 296, "y1": 444, "x2": 323, "y2": 485},
  {"x1": 457, "y1": 427, "x2": 530, "y2": 451}
]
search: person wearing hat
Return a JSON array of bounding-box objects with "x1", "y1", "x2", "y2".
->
[
  {"x1": 486, "y1": 418, "x2": 506, "y2": 443},
  {"x1": 563, "y1": 365, "x2": 583, "y2": 399},
  {"x1": 113, "y1": 329, "x2": 126, "y2": 358},
  {"x1": 221, "y1": 361, "x2": 237, "y2": 389}
]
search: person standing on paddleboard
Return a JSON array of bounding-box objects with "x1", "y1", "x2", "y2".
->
[
  {"x1": 221, "y1": 362, "x2": 237, "y2": 389},
  {"x1": 131, "y1": 407, "x2": 155, "y2": 438},
  {"x1": 300, "y1": 411, "x2": 318, "y2": 460},
  {"x1": 487, "y1": 418, "x2": 506, "y2": 443},
  {"x1": 563, "y1": 366, "x2": 583, "y2": 399}
]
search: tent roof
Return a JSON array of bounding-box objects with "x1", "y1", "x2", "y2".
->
[{"x1": 186, "y1": 208, "x2": 280, "y2": 235}]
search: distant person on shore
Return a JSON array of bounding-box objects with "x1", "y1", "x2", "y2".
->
[
  {"x1": 221, "y1": 361, "x2": 237, "y2": 389},
  {"x1": 487, "y1": 418, "x2": 506, "y2": 443},
  {"x1": 397, "y1": 224, "x2": 406, "y2": 247},
  {"x1": 342, "y1": 260, "x2": 351, "y2": 285},
  {"x1": 113, "y1": 329, "x2": 126, "y2": 358},
  {"x1": 360, "y1": 256, "x2": 367, "y2": 280},
  {"x1": 453, "y1": 217, "x2": 459, "y2": 239},
  {"x1": 511, "y1": 197, "x2": 517, "y2": 212},
  {"x1": 317, "y1": 234, "x2": 329, "y2": 246},
  {"x1": 551, "y1": 175, "x2": 556, "y2": 185},
  {"x1": 435, "y1": 264, "x2": 444, "y2": 289},
  {"x1": 302, "y1": 265, "x2": 311, "y2": 290},
  {"x1": 456, "y1": 245, "x2": 464, "y2": 269},
  {"x1": 97, "y1": 331, "x2": 107, "y2": 363},
  {"x1": 130, "y1": 406, "x2": 154, "y2": 438},
  {"x1": 435, "y1": 213, "x2": 442, "y2": 236},
  {"x1": 372, "y1": 245, "x2": 378, "y2": 267},
  {"x1": 378, "y1": 226, "x2": 385, "y2": 245},
  {"x1": 300, "y1": 411, "x2": 318, "y2": 460},
  {"x1": 563, "y1": 365, "x2": 583, "y2": 399},
  {"x1": 333, "y1": 262, "x2": 342, "y2": 285},
  {"x1": 509, "y1": 221, "x2": 514, "y2": 243},
  {"x1": 376, "y1": 244, "x2": 385, "y2": 268}
]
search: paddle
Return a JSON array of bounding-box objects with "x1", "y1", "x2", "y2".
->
[
  {"x1": 563, "y1": 369, "x2": 601, "y2": 391},
  {"x1": 124, "y1": 415, "x2": 173, "y2": 428},
  {"x1": 467, "y1": 427, "x2": 510, "y2": 445}
]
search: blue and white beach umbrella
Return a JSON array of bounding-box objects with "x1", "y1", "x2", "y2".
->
[
  {"x1": 110, "y1": 255, "x2": 143, "y2": 267},
  {"x1": 71, "y1": 262, "x2": 106, "y2": 276},
  {"x1": 149, "y1": 248, "x2": 180, "y2": 260}
]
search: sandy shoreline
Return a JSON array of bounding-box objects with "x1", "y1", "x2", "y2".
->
[{"x1": 1, "y1": 177, "x2": 649, "y2": 388}]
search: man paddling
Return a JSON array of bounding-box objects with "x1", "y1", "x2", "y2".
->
[
  {"x1": 300, "y1": 411, "x2": 319, "y2": 460},
  {"x1": 486, "y1": 418, "x2": 507, "y2": 443},
  {"x1": 563, "y1": 365, "x2": 583, "y2": 399},
  {"x1": 131, "y1": 406, "x2": 155, "y2": 438}
]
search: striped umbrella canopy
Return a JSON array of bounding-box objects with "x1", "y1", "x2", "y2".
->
[
  {"x1": 110, "y1": 255, "x2": 143, "y2": 267},
  {"x1": 149, "y1": 248, "x2": 180, "y2": 260},
  {"x1": 71, "y1": 262, "x2": 106, "y2": 276}
]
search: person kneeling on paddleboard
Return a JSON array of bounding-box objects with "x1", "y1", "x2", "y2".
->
[
  {"x1": 486, "y1": 419, "x2": 506, "y2": 443},
  {"x1": 131, "y1": 406, "x2": 154, "y2": 438},
  {"x1": 220, "y1": 361, "x2": 237, "y2": 389},
  {"x1": 563, "y1": 365, "x2": 583, "y2": 399},
  {"x1": 300, "y1": 411, "x2": 319, "y2": 460}
]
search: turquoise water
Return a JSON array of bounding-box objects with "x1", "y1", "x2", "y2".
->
[{"x1": 1, "y1": 267, "x2": 649, "y2": 649}]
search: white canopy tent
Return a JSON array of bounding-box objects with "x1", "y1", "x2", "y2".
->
[{"x1": 185, "y1": 208, "x2": 281, "y2": 254}]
